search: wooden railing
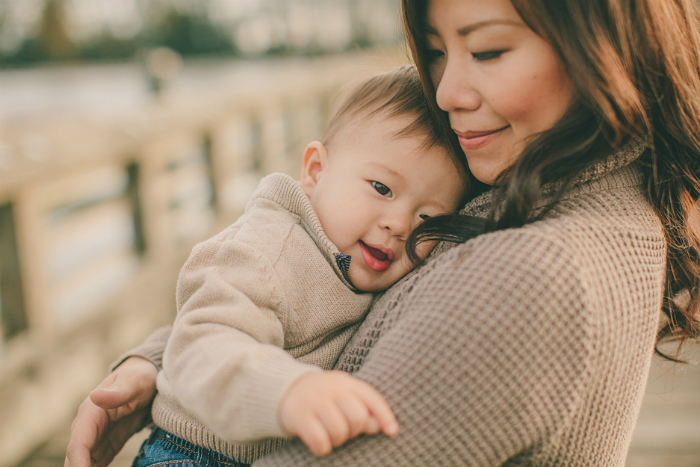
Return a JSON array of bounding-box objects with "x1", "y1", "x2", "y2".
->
[{"x1": 0, "y1": 47, "x2": 407, "y2": 466}]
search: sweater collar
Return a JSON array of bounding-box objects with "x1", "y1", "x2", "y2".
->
[
  {"x1": 249, "y1": 173, "x2": 359, "y2": 291},
  {"x1": 461, "y1": 137, "x2": 649, "y2": 217}
]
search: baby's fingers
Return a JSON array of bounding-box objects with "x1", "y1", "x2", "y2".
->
[
  {"x1": 364, "y1": 415, "x2": 380, "y2": 435},
  {"x1": 353, "y1": 382, "x2": 399, "y2": 437},
  {"x1": 337, "y1": 396, "x2": 371, "y2": 439},
  {"x1": 297, "y1": 417, "x2": 333, "y2": 457},
  {"x1": 318, "y1": 404, "x2": 352, "y2": 448}
]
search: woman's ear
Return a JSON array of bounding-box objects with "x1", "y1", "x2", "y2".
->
[{"x1": 300, "y1": 141, "x2": 328, "y2": 197}]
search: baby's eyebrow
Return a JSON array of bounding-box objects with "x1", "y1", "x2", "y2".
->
[
  {"x1": 367, "y1": 162, "x2": 404, "y2": 182},
  {"x1": 417, "y1": 196, "x2": 451, "y2": 214}
]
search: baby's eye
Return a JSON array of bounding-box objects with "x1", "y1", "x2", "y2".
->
[
  {"x1": 471, "y1": 50, "x2": 505, "y2": 62},
  {"x1": 419, "y1": 214, "x2": 431, "y2": 221},
  {"x1": 371, "y1": 181, "x2": 392, "y2": 197}
]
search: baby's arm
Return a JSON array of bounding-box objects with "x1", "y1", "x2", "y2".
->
[
  {"x1": 166, "y1": 227, "x2": 323, "y2": 442},
  {"x1": 168, "y1": 220, "x2": 398, "y2": 451},
  {"x1": 279, "y1": 371, "x2": 399, "y2": 456}
]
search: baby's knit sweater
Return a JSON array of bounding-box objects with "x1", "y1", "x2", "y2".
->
[
  {"x1": 152, "y1": 173, "x2": 373, "y2": 463},
  {"x1": 124, "y1": 140, "x2": 666, "y2": 466}
]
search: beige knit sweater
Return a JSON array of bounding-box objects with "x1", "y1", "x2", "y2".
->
[
  {"x1": 124, "y1": 140, "x2": 665, "y2": 466},
  {"x1": 151, "y1": 173, "x2": 373, "y2": 463}
]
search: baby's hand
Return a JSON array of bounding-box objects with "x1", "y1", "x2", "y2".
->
[{"x1": 278, "y1": 370, "x2": 399, "y2": 456}]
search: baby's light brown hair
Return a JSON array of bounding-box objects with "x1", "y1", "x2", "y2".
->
[{"x1": 322, "y1": 66, "x2": 463, "y2": 178}]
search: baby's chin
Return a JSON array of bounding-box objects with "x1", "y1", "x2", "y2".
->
[{"x1": 348, "y1": 266, "x2": 407, "y2": 293}]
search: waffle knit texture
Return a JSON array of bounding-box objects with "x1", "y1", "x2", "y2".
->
[
  {"x1": 122, "y1": 140, "x2": 666, "y2": 466},
  {"x1": 151, "y1": 173, "x2": 373, "y2": 464}
]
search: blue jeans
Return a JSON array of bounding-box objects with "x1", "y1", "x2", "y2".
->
[{"x1": 132, "y1": 428, "x2": 250, "y2": 467}]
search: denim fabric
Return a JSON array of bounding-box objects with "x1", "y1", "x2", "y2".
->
[{"x1": 132, "y1": 428, "x2": 250, "y2": 467}]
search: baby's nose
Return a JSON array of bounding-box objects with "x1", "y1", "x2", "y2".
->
[{"x1": 381, "y1": 214, "x2": 412, "y2": 238}]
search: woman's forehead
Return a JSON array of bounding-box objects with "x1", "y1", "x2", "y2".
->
[{"x1": 425, "y1": 0, "x2": 525, "y2": 33}]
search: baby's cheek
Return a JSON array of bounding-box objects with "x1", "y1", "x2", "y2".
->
[
  {"x1": 398, "y1": 240, "x2": 436, "y2": 275},
  {"x1": 415, "y1": 240, "x2": 438, "y2": 260}
]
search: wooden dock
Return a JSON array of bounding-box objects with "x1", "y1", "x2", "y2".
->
[{"x1": 626, "y1": 352, "x2": 700, "y2": 467}]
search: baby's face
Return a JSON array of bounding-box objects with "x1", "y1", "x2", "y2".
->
[{"x1": 301, "y1": 113, "x2": 465, "y2": 292}]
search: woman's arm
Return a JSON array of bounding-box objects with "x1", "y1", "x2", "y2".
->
[{"x1": 254, "y1": 229, "x2": 592, "y2": 466}]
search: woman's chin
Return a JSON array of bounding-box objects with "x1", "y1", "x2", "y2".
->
[
  {"x1": 461, "y1": 131, "x2": 523, "y2": 185},
  {"x1": 466, "y1": 154, "x2": 518, "y2": 186},
  {"x1": 467, "y1": 162, "x2": 504, "y2": 186}
]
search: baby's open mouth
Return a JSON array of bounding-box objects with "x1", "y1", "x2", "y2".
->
[
  {"x1": 362, "y1": 242, "x2": 388, "y2": 261},
  {"x1": 359, "y1": 241, "x2": 393, "y2": 272}
]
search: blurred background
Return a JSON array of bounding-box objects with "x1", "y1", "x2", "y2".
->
[{"x1": 0, "y1": 1, "x2": 697, "y2": 466}]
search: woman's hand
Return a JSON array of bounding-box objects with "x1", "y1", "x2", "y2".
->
[
  {"x1": 278, "y1": 371, "x2": 399, "y2": 457},
  {"x1": 64, "y1": 357, "x2": 158, "y2": 467}
]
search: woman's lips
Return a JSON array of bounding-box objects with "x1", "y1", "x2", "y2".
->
[
  {"x1": 359, "y1": 241, "x2": 393, "y2": 272},
  {"x1": 454, "y1": 126, "x2": 508, "y2": 149}
]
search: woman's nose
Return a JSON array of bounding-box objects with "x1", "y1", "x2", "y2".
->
[{"x1": 435, "y1": 58, "x2": 481, "y2": 113}]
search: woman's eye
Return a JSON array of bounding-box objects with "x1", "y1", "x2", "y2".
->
[
  {"x1": 419, "y1": 214, "x2": 431, "y2": 221},
  {"x1": 371, "y1": 181, "x2": 392, "y2": 197},
  {"x1": 471, "y1": 50, "x2": 505, "y2": 62},
  {"x1": 426, "y1": 49, "x2": 445, "y2": 62}
]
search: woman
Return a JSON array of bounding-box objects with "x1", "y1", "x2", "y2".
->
[{"x1": 66, "y1": 0, "x2": 700, "y2": 465}]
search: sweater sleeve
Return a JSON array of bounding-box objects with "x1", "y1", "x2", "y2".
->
[
  {"x1": 165, "y1": 226, "x2": 321, "y2": 443},
  {"x1": 253, "y1": 229, "x2": 592, "y2": 466},
  {"x1": 109, "y1": 325, "x2": 172, "y2": 372}
]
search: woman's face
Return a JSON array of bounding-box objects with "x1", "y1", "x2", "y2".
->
[{"x1": 425, "y1": 0, "x2": 575, "y2": 184}]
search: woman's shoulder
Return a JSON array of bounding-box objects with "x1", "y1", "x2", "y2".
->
[
  {"x1": 416, "y1": 169, "x2": 666, "y2": 339},
  {"x1": 417, "y1": 167, "x2": 665, "y2": 314},
  {"x1": 457, "y1": 163, "x2": 665, "y2": 272},
  {"x1": 556, "y1": 163, "x2": 663, "y2": 236},
  {"x1": 457, "y1": 177, "x2": 662, "y2": 279}
]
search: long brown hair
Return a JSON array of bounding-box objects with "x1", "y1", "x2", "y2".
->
[{"x1": 403, "y1": 0, "x2": 700, "y2": 359}]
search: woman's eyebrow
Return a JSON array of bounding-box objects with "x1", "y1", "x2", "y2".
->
[
  {"x1": 423, "y1": 24, "x2": 439, "y2": 35},
  {"x1": 457, "y1": 19, "x2": 523, "y2": 36},
  {"x1": 424, "y1": 19, "x2": 524, "y2": 37}
]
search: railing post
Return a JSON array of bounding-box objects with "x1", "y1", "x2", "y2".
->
[
  {"x1": 202, "y1": 134, "x2": 218, "y2": 213},
  {"x1": 126, "y1": 162, "x2": 147, "y2": 256},
  {"x1": 0, "y1": 203, "x2": 28, "y2": 340}
]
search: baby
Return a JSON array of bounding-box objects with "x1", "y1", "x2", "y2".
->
[{"x1": 133, "y1": 66, "x2": 466, "y2": 467}]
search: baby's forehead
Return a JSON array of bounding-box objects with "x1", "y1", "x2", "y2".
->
[
  {"x1": 334, "y1": 114, "x2": 462, "y2": 180},
  {"x1": 331, "y1": 113, "x2": 453, "y2": 165},
  {"x1": 332, "y1": 109, "x2": 434, "y2": 147}
]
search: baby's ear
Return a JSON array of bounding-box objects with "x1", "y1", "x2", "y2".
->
[{"x1": 300, "y1": 141, "x2": 328, "y2": 197}]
